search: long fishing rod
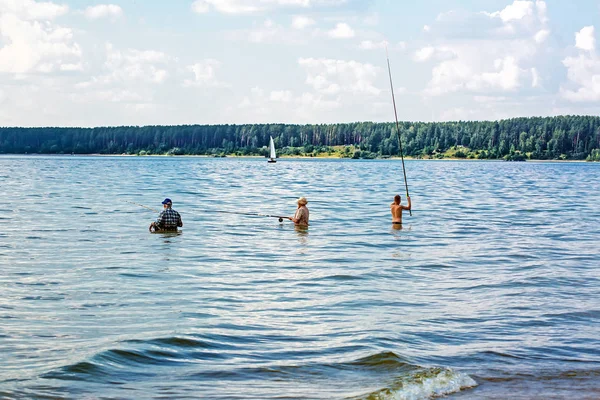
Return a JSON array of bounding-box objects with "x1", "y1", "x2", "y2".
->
[
  {"x1": 386, "y1": 46, "x2": 412, "y2": 216},
  {"x1": 126, "y1": 201, "x2": 287, "y2": 222}
]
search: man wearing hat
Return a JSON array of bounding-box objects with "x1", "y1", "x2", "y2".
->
[
  {"x1": 149, "y1": 198, "x2": 183, "y2": 232},
  {"x1": 287, "y1": 197, "x2": 309, "y2": 227}
]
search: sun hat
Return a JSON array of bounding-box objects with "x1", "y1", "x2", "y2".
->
[
  {"x1": 297, "y1": 197, "x2": 308, "y2": 205},
  {"x1": 162, "y1": 198, "x2": 172, "y2": 205}
]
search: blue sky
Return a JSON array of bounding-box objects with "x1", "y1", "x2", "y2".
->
[{"x1": 0, "y1": 0, "x2": 598, "y2": 127}]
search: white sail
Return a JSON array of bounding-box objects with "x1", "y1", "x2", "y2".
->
[{"x1": 269, "y1": 136, "x2": 276, "y2": 159}]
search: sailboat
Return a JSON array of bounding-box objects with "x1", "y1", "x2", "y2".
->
[{"x1": 267, "y1": 136, "x2": 277, "y2": 163}]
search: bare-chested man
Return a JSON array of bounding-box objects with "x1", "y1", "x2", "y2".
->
[{"x1": 390, "y1": 195, "x2": 411, "y2": 225}]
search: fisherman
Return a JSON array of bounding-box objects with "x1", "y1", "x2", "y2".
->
[
  {"x1": 149, "y1": 198, "x2": 183, "y2": 232},
  {"x1": 288, "y1": 197, "x2": 309, "y2": 227},
  {"x1": 390, "y1": 194, "x2": 411, "y2": 225}
]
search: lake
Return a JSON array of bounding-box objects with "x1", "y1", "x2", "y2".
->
[{"x1": 1, "y1": 155, "x2": 599, "y2": 399}]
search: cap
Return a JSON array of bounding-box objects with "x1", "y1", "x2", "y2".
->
[{"x1": 162, "y1": 198, "x2": 172, "y2": 205}]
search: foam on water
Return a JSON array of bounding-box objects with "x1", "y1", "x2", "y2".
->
[{"x1": 365, "y1": 368, "x2": 477, "y2": 400}]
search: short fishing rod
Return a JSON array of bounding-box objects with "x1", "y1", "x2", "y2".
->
[{"x1": 386, "y1": 46, "x2": 412, "y2": 216}]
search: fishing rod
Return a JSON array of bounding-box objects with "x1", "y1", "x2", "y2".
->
[
  {"x1": 386, "y1": 46, "x2": 412, "y2": 216},
  {"x1": 125, "y1": 200, "x2": 159, "y2": 213},
  {"x1": 206, "y1": 210, "x2": 287, "y2": 222},
  {"x1": 126, "y1": 201, "x2": 287, "y2": 222}
]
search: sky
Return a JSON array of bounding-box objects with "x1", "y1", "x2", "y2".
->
[{"x1": 0, "y1": 0, "x2": 598, "y2": 127}]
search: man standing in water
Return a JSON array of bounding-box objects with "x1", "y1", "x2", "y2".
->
[
  {"x1": 288, "y1": 197, "x2": 309, "y2": 227},
  {"x1": 390, "y1": 194, "x2": 411, "y2": 225},
  {"x1": 149, "y1": 198, "x2": 183, "y2": 232}
]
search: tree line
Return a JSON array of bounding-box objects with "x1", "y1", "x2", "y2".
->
[{"x1": 1, "y1": 115, "x2": 599, "y2": 161}]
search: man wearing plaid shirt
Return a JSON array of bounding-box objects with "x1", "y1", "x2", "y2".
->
[{"x1": 149, "y1": 198, "x2": 183, "y2": 232}]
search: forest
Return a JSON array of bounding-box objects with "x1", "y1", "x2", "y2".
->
[{"x1": 1, "y1": 115, "x2": 599, "y2": 161}]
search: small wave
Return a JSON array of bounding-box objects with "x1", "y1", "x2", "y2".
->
[
  {"x1": 362, "y1": 367, "x2": 477, "y2": 400},
  {"x1": 350, "y1": 352, "x2": 413, "y2": 370},
  {"x1": 321, "y1": 274, "x2": 365, "y2": 281},
  {"x1": 42, "y1": 335, "x2": 235, "y2": 382},
  {"x1": 342, "y1": 352, "x2": 476, "y2": 399}
]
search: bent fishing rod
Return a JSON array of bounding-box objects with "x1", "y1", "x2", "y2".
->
[
  {"x1": 386, "y1": 46, "x2": 412, "y2": 216},
  {"x1": 126, "y1": 201, "x2": 288, "y2": 222}
]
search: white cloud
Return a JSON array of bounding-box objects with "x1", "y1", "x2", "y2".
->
[
  {"x1": 83, "y1": 4, "x2": 123, "y2": 20},
  {"x1": 298, "y1": 91, "x2": 340, "y2": 109},
  {"x1": 291, "y1": 15, "x2": 315, "y2": 29},
  {"x1": 536, "y1": 0, "x2": 548, "y2": 23},
  {"x1": 561, "y1": 53, "x2": 600, "y2": 102},
  {"x1": 534, "y1": 29, "x2": 549, "y2": 43},
  {"x1": 237, "y1": 85, "x2": 341, "y2": 123},
  {"x1": 327, "y1": 22, "x2": 354, "y2": 39},
  {"x1": 96, "y1": 89, "x2": 146, "y2": 103},
  {"x1": 60, "y1": 62, "x2": 83, "y2": 71},
  {"x1": 78, "y1": 43, "x2": 171, "y2": 88},
  {"x1": 269, "y1": 90, "x2": 293, "y2": 102},
  {"x1": 487, "y1": 0, "x2": 534, "y2": 23},
  {"x1": 531, "y1": 67, "x2": 540, "y2": 87},
  {"x1": 248, "y1": 19, "x2": 282, "y2": 42},
  {"x1": 191, "y1": 0, "x2": 211, "y2": 13},
  {"x1": 561, "y1": 25, "x2": 599, "y2": 101},
  {"x1": 413, "y1": 46, "x2": 455, "y2": 63},
  {"x1": 191, "y1": 0, "x2": 346, "y2": 15},
  {"x1": 424, "y1": 48, "x2": 536, "y2": 96},
  {"x1": 414, "y1": 46, "x2": 435, "y2": 62},
  {"x1": 363, "y1": 13, "x2": 379, "y2": 26},
  {"x1": 184, "y1": 59, "x2": 227, "y2": 87},
  {"x1": 191, "y1": 0, "x2": 260, "y2": 14},
  {"x1": 358, "y1": 40, "x2": 406, "y2": 52},
  {"x1": 0, "y1": 0, "x2": 69, "y2": 20},
  {"x1": 298, "y1": 58, "x2": 380, "y2": 96},
  {"x1": 474, "y1": 95, "x2": 509, "y2": 103},
  {"x1": 423, "y1": 25, "x2": 431, "y2": 32},
  {"x1": 478, "y1": 0, "x2": 549, "y2": 37},
  {"x1": 420, "y1": 1, "x2": 549, "y2": 98},
  {"x1": 575, "y1": 26, "x2": 595, "y2": 52},
  {"x1": 229, "y1": 19, "x2": 310, "y2": 44},
  {"x1": 359, "y1": 40, "x2": 387, "y2": 50},
  {"x1": 0, "y1": 12, "x2": 81, "y2": 74},
  {"x1": 470, "y1": 56, "x2": 524, "y2": 91}
]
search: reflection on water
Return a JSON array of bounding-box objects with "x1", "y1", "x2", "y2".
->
[{"x1": 1, "y1": 156, "x2": 599, "y2": 399}]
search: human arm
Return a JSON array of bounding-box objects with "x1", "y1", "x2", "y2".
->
[
  {"x1": 150, "y1": 212, "x2": 164, "y2": 231},
  {"x1": 288, "y1": 209, "x2": 298, "y2": 223},
  {"x1": 289, "y1": 208, "x2": 303, "y2": 223},
  {"x1": 177, "y1": 212, "x2": 183, "y2": 227},
  {"x1": 402, "y1": 196, "x2": 411, "y2": 210}
]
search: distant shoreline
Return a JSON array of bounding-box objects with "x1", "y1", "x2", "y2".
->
[{"x1": 0, "y1": 153, "x2": 594, "y2": 162}]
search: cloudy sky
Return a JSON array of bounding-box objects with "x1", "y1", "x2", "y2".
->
[{"x1": 0, "y1": 0, "x2": 598, "y2": 127}]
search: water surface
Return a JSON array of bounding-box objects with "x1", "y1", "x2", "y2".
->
[{"x1": 1, "y1": 156, "x2": 599, "y2": 399}]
